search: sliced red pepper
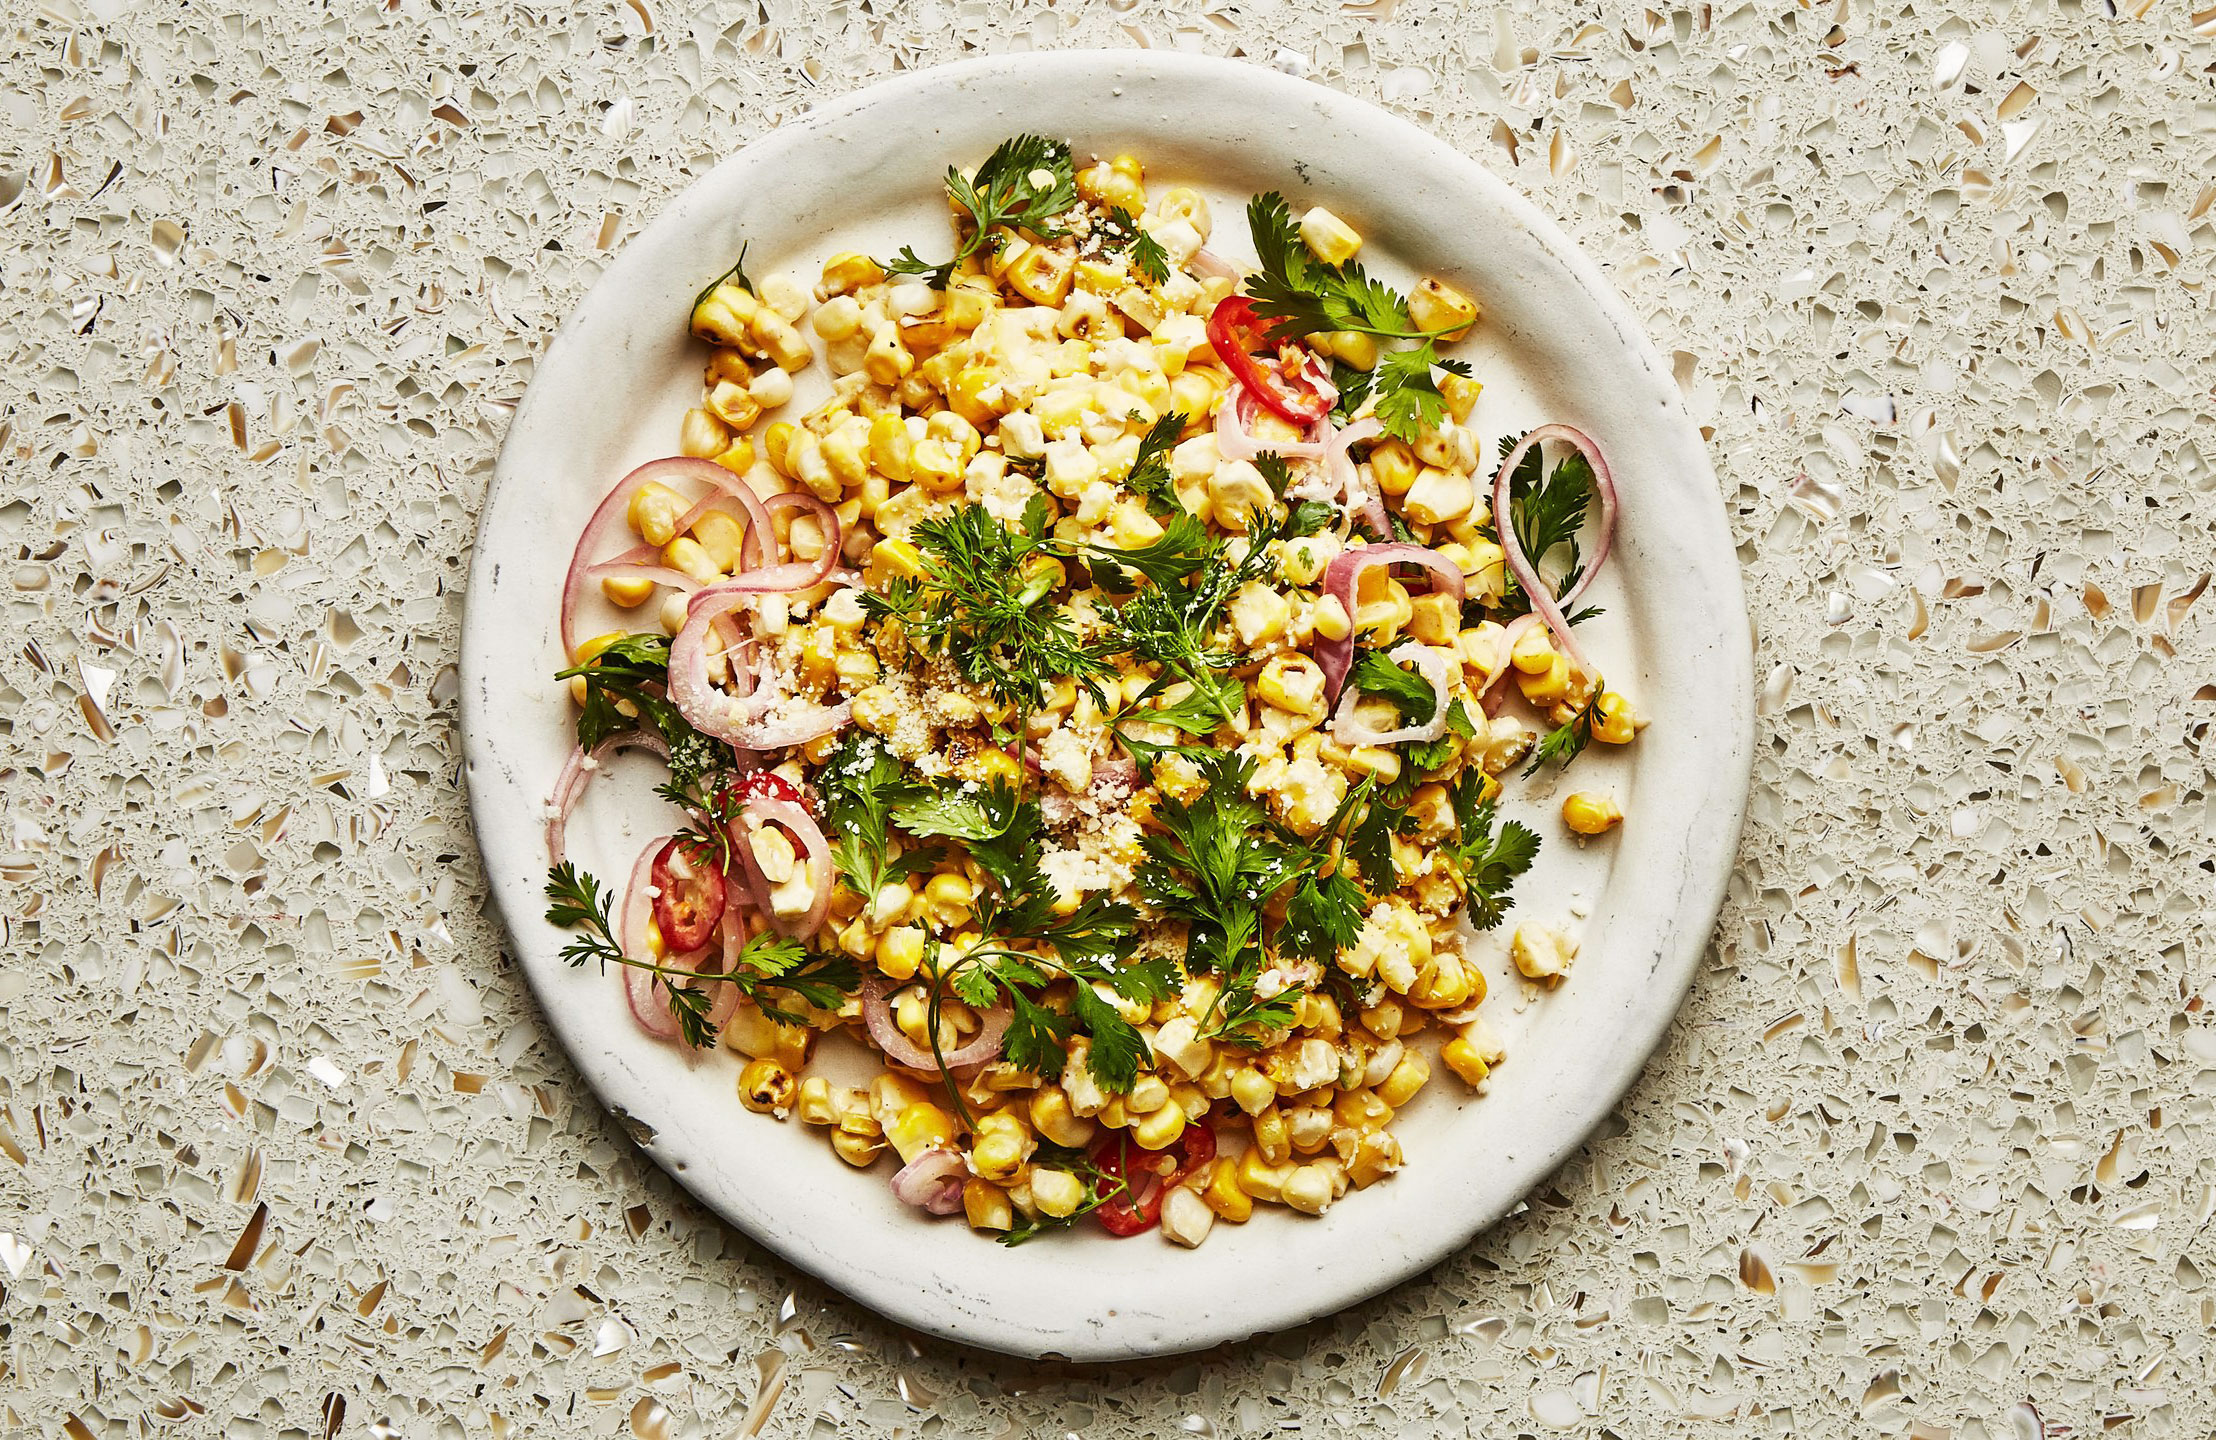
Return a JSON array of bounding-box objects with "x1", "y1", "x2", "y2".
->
[
  {"x1": 1092, "y1": 1124, "x2": 1219, "y2": 1237},
  {"x1": 649, "y1": 835, "x2": 727, "y2": 953},
  {"x1": 1206, "y1": 296, "x2": 1330, "y2": 426}
]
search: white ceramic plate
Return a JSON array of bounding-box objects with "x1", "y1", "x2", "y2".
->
[{"x1": 461, "y1": 50, "x2": 1753, "y2": 1361}]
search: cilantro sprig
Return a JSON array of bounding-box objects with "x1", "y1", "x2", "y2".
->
[
  {"x1": 1492, "y1": 433, "x2": 1600, "y2": 624},
  {"x1": 1094, "y1": 206, "x2": 1171, "y2": 285},
  {"x1": 555, "y1": 632, "x2": 728, "y2": 790},
  {"x1": 883, "y1": 135, "x2": 1079, "y2": 289}
]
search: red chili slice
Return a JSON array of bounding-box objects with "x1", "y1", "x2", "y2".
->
[
  {"x1": 1092, "y1": 1124, "x2": 1219, "y2": 1237},
  {"x1": 717, "y1": 770, "x2": 808, "y2": 813},
  {"x1": 648, "y1": 835, "x2": 727, "y2": 953},
  {"x1": 1206, "y1": 296, "x2": 1330, "y2": 426}
]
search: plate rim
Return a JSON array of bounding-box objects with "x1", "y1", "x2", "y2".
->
[{"x1": 460, "y1": 47, "x2": 1754, "y2": 1361}]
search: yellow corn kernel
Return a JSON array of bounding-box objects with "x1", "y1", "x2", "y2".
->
[
  {"x1": 1368, "y1": 439, "x2": 1418, "y2": 497},
  {"x1": 1029, "y1": 1087, "x2": 1096, "y2": 1149},
  {"x1": 832, "y1": 1129, "x2": 885, "y2": 1167},
  {"x1": 1563, "y1": 791, "x2": 1624, "y2": 835},
  {"x1": 972, "y1": 1127, "x2": 1033, "y2": 1184},
  {"x1": 713, "y1": 436, "x2": 757, "y2": 478},
  {"x1": 1393, "y1": 594, "x2": 1456, "y2": 650},
  {"x1": 568, "y1": 631, "x2": 626, "y2": 673},
  {"x1": 1376, "y1": 1050, "x2": 1431, "y2": 1108},
  {"x1": 819, "y1": 425, "x2": 868, "y2": 495},
  {"x1": 907, "y1": 437, "x2": 964, "y2": 494},
  {"x1": 1006, "y1": 245, "x2": 1077, "y2": 306},
  {"x1": 1074, "y1": 160, "x2": 1145, "y2": 213},
  {"x1": 1130, "y1": 1103, "x2": 1187, "y2": 1152},
  {"x1": 961, "y1": 1178, "x2": 1013, "y2": 1232},
  {"x1": 1281, "y1": 1163, "x2": 1335, "y2": 1215},
  {"x1": 1510, "y1": 624, "x2": 1557, "y2": 674},
  {"x1": 597, "y1": 573, "x2": 654, "y2": 608},
  {"x1": 751, "y1": 311, "x2": 813, "y2": 372},
  {"x1": 1346, "y1": 745, "x2": 1402, "y2": 783},
  {"x1": 1441, "y1": 1035, "x2": 1492, "y2": 1087},
  {"x1": 1312, "y1": 594, "x2": 1352, "y2": 643},
  {"x1": 870, "y1": 1072, "x2": 930, "y2": 1121},
  {"x1": 1237, "y1": 1146, "x2": 1292, "y2": 1203},
  {"x1": 1333, "y1": 1088, "x2": 1394, "y2": 1134},
  {"x1": 1403, "y1": 465, "x2": 1475, "y2": 526},
  {"x1": 1594, "y1": 690, "x2": 1639, "y2": 745},
  {"x1": 1408, "y1": 276, "x2": 1480, "y2": 340},
  {"x1": 627, "y1": 483, "x2": 685, "y2": 547},
  {"x1": 1518, "y1": 652, "x2": 1572, "y2": 704},
  {"x1": 1360, "y1": 997, "x2": 1405, "y2": 1041},
  {"x1": 875, "y1": 926, "x2": 925, "y2": 981},
  {"x1": 1512, "y1": 922, "x2": 1576, "y2": 981},
  {"x1": 691, "y1": 509, "x2": 744, "y2": 572},
  {"x1": 1031, "y1": 1166, "x2": 1086, "y2": 1218},
  {"x1": 706, "y1": 379, "x2": 763, "y2": 432},
  {"x1": 868, "y1": 538, "x2": 925, "y2": 582},
  {"x1": 1298, "y1": 206, "x2": 1363, "y2": 265},
  {"x1": 661, "y1": 535, "x2": 719, "y2": 585},
  {"x1": 970, "y1": 747, "x2": 1023, "y2": 788},
  {"x1": 819, "y1": 251, "x2": 884, "y2": 297},
  {"x1": 886, "y1": 1103, "x2": 957, "y2": 1165},
  {"x1": 1227, "y1": 1066, "x2": 1276, "y2": 1118},
  {"x1": 738, "y1": 1058, "x2": 796, "y2": 1116},
  {"x1": 680, "y1": 406, "x2": 734, "y2": 460},
  {"x1": 796, "y1": 1076, "x2": 847, "y2": 1126},
  {"x1": 1347, "y1": 1130, "x2": 1403, "y2": 1189},
  {"x1": 1197, "y1": 1155, "x2": 1251, "y2": 1223},
  {"x1": 1316, "y1": 329, "x2": 1381, "y2": 371},
  {"x1": 947, "y1": 365, "x2": 1010, "y2": 430},
  {"x1": 691, "y1": 275, "x2": 759, "y2": 348},
  {"x1": 861, "y1": 327, "x2": 911, "y2": 388},
  {"x1": 1252, "y1": 1106, "x2": 1290, "y2": 1165},
  {"x1": 1441, "y1": 372, "x2": 1484, "y2": 423}
]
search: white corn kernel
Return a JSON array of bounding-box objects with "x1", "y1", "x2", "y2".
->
[{"x1": 1160, "y1": 1185, "x2": 1216, "y2": 1248}]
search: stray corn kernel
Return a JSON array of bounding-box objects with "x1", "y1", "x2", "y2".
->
[{"x1": 1562, "y1": 791, "x2": 1624, "y2": 835}]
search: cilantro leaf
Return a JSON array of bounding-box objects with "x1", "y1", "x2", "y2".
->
[
  {"x1": 1372, "y1": 342, "x2": 1473, "y2": 443},
  {"x1": 1277, "y1": 869, "x2": 1368, "y2": 967},
  {"x1": 1117, "y1": 409, "x2": 1189, "y2": 518},
  {"x1": 1523, "y1": 699, "x2": 1596, "y2": 778},
  {"x1": 1081, "y1": 513, "x2": 1216, "y2": 592},
  {"x1": 881, "y1": 135, "x2": 1077, "y2": 288},
  {"x1": 1347, "y1": 648, "x2": 1442, "y2": 726},
  {"x1": 1446, "y1": 786, "x2": 1541, "y2": 929}
]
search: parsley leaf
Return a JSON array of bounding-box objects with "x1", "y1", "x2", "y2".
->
[
  {"x1": 1277, "y1": 869, "x2": 1368, "y2": 967},
  {"x1": 1495, "y1": 434, "x2": 1596, "y2": 618},
  {"x1": 1080, "y1": 512, "x2": 1216, "y2": 592},
  {"x1": 1243, "y1": 191, "x2": 1459, "y2": 342},
  {"x1": 817, "y1": 731, "x2": 933, "y2": 901},
  {"x1": 554, "y1": 632, "x2": 729, "y2": 790},
  {"x1": 882, "y1": 134, "x2": 1078, "y2": 289}
]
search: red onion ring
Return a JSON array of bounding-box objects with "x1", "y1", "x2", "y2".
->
[
  {"x1": 890, "y1": 1147, "x2": 969, "y2": 1214},
  {"x1": 1318, "y1": 543, "x2": 1469, "y2": 705},
  {"x1": 1332, "y1": 640, "x2": 1456, "y2": 746},
  {"x1": 1215, "y1": 387, "x2": 1330, "y2": 463},
  {"x1": 620, "y1": 836, "x2": 701, "y2": 1042},
  {"x1": 544, "y1": 731, "x2": 671, "y2": 867},
  {"x1": 1323, "y1": 415, "x2": 1386, "y2": 534},
  {"x1": 563, "y1": 457, "x2": 749, "y2": 658},
  {"x1": 860, "y1": 975, "x2": 1013, "y2": 1074},
  {"x1": 1490, "y1": 424, "x2": 1616, "y2": 675},
  {"x1": 585, "y1": 542, "x2": 702, "y2": 593},
  {"x1": 669, "y1": 589, "x2": 853, "y2": 748}
]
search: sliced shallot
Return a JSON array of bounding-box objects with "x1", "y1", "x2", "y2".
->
[
  {"x1": 860, "y1": 975, "x2": 1012, "y2": 1074},
  {"x1": 1317, "y1": 543, "x2": 1468, "y2": 705},
  {"x1": 545, "y1": 731, "x2": 670, "y2": 868},
  {"x1": 1490, "y1": 424, "x2": 1617, "y2": 675},
  {"x1": 1215, "y1": 387, "x2": 1331, "y2": 463},
  {"x1": 890, "y1": 1147, "x2": 969, "y2": 1215},
  {"x1": 563, "y1": 457, "x2": 747, "y2": 658}
]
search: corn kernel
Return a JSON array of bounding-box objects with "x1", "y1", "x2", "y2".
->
[
  {"x1": 1512, "y1": 922, "x2": 1576, "y2": 981},
  {"x1": 960, "y1": 1178, "x2": 1013, "y2": 1232},
  {"x1": 599, "y1": 574, "x2": 655, "y2": 608},
  {"x1": 739, "y1": 1058, "x2": 796, "y2": 1117},
  {"x1": 662, "y1": 536, "x2": 719, "y2": 585},
  {"x1": 1402, "y1": 465, "x2": 1474, "y2": 525},
  {"x1": 886, "y1": 1103, "x2": 957, "y2": 1164},
  {"x1": 1376, "y1": 1050, "x2": 1430, "y2": 1108},
  {"x1": 1313, "y1": 594, "x2": 1352, "y2": 642},
  {"x1": 1237, "y1": 1146, "x2": 1292, "y2": 1202},
  {"x1": 972, "y1": 1126, "x2": 1034, "y2": 1184},
  {"x1": 693, "y1": 510, "x2": 746, "y2": 572},
  {"x1": 1201, "y1": 1155, "x2": 1253, "y2": 1222},
  {"x1": 1282, "y1": 1163, "x2": 1336, "y2": 1215},
  {"x1": 1594, "y1": 690, "x2": 1639, "y2": 745},
  {"x1": 1130, "y1": 1103, "x2": 1188, "y2": 1152},
  {"x1": 1518, "y1": 652, "x2": 1573, "y2": 704},
  {"x1": 832, "y1": 1129, "x2": 885, "y2": 1167},
  {"x1": 680, "y1": 406, "x2": 734, "y2": 460},
  {"x1": 1563, "y1": 790, "x2": 1624, "y2": 835},
  {"x1": 795, "y1": 1076, "x2": 841, "y2": 1126},
  {"x1": 1367, "y1": 439, "x2": 1418, "y2": 497},
  {"x1": 1347, "y1": 1130, "x2": 1403, "y2": 1189},
  {"x1": 691, "y1": 277, "x2": 758, "y2": 348},
  {"x1": 1441, "y1": 371, "x2": 1484, "y2": 423},
  {"x1": 1252, "y1": 1106, "x2": 1290, "y2": 1165},
  {"x1": 1031, "y1": 1166, "x2": 1085, "y2": 1219},
  {"x1": 1160, "y1": 1185, "x2": 1215, "y2": 1248},
  {"x1": 1408, "y1": 276, "x2": 1480, "y2": 340},
  {"x1": 1006, "y1": 245, "x2": 1077, "y2": 306},
  {"x1": 819, "y1": 251, "x2": 884, "y2": 297},
  {"x1": 1510, "y1": 624, "x2": 1557, "y2": 674},
  {"x1": 1442, "y1": 1035, "x2": 1492, "y2": 1087},
  {"x1": 627, "y1": 483, "x2": 685, "y2": 547},
  {"x1": 1298, "y1": 206, "x2": 1363, "y2": 265}
]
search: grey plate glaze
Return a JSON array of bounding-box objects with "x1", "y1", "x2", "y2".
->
[{"x1": 460, "y1": 51, "x2": 1754, "y2": 1361}]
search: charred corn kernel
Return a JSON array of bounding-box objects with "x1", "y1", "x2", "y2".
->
[
  {"x1": 1369, "y1": 440, "x2": 1418, "y2": 497},
  {"x1": 1563, "y1": 790, "x2": 1624, "y2": 835},
  {"x1": 1238, "y1": 1147, "x2": 1293, "y2": 1202},
  {"x1": 887, "y1": 1103, "x2": 957, "y2": 1164},
  {"x1": 1007, "y1": 245, "x2": 1078, "y2": 306},
  {"x1": 1160, "y1": 1185, "x2": 1214, "y2": 1248},
  {"x1": 1282, "y1": 1163, "x2": 1336, "y2": 1215},
  {"x1": 693, "y1": 510, "x2": 746, "y2": 571},
  {"x1": 862, "y1": 327, "x2": 912, "y2": 387},
  {"x1": 1510, "y1": 624, "x2": 1556, "y2": 674},
  {"x1": 832, "y1": 1127, "x2": 886, "y2": 1166},
  {"x1": 691, "y1": 275, "x2": 758, "y2": 347},
  {"x1": 662, "y1": 536, "x2": 719, "y2": 585},
  {"x1": 947, "y1": 366, "x2": 1009, "y2": 429},
  {"x1": 1512, "y1": 922, "x2": 1576, "y2": 981},
  {"x1": 1298, "y1": 206, "x2": 1363, "y2": 265},
  {"x1": 1130, "y1": 1103, "x2": 1188, "y2": 1152},
  {"x1": 1028, "y1": 1087, "x2": 1095, "y2": 1149},
  {"x1": 1252, "y1": 1106, "x2": 1290, "y2": 1165},
  {"x1": 628, "y1": 482, "x2": 686, "y2": 546},
  {"x1": 1347, "y1": 1130, "x2": 1403, "y2": 1188},
  {"x1": 1033, "y1": 1166, "x2": 1087, "y2": 1219},
  {"x1": 1594, "y1": 690, "x2": 1639, "y2": 744},
  {"x1": 599, "y1": 574, "x2": 655, "y2": 608},
  {"x1": 1442, "y1": 1035, "x2": 1493, "y2": 1087},
  {"x1": 706, "y1": 379, "x2": 764, "y2": 432},
  {"x1": 1403, "y1": 465, "x2": 1474, "y2": 525},
  {"x1": 1377, "y1": 1050, "x2": 1431, "y2": 1108},
  {"x1": 1408, "y1": 276, "x2": 1480, "y2": 340},
  {"x1": 680, "y1": 406, "x2": 734, "y2": 460},
  {"x1": 1518, "y1": 652, "x2": 1573, "y2": 704},
  {"x1": 819, "y1": 251, "x2": 884, "y2": 297},
  {"x1": 739, "y1": 1058, "x2": 796, "y2": 1116},
  {"x1": 1203, "y1": 1156, "x2": 1253, "y2": 1221},
  {"x1": 1313, "y1": 594, "x2": 1352, "y2": 642}
]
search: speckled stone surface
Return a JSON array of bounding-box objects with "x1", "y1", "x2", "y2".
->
[{"x1": 5, "y1": 2, "x2": 2214, "y2": 1436}]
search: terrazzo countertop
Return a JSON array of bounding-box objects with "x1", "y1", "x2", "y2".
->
[{"x1": 6, "y1": 2, "x2": 2215, "y2": 1435}]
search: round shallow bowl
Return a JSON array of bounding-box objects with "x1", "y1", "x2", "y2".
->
[{"x1": 461, "y1": 49, "x2": 1753, "y2": 1362}]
